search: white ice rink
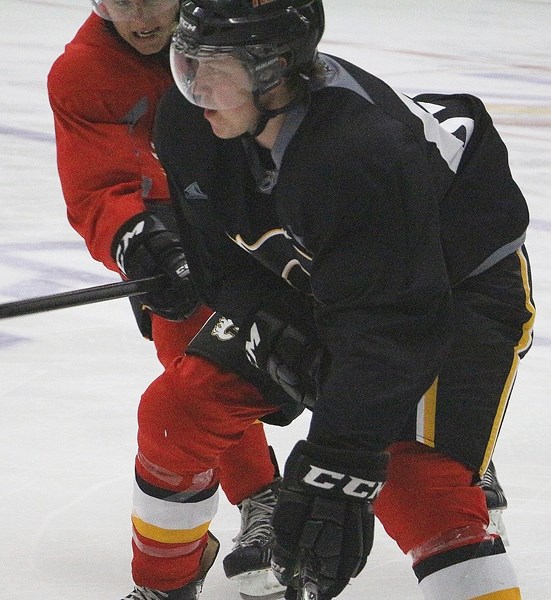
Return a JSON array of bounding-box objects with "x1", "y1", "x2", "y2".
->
[{"x1": 1, "y1": 0, "x2": 550, "y2": 598}]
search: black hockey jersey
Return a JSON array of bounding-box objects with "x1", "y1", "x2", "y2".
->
[{"x1": 154, "y1": 54, "x2": 529, "y2": 448}]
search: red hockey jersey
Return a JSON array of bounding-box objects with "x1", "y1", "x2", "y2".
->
[{"x1": 48, "y1": 13, "x2": 173, "y2": 272}]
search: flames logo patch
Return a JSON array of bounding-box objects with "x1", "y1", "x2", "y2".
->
[{"x1": 211, "y1": 316, "x2": 240, "y2": 341}]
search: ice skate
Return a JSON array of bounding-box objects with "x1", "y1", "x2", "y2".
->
[
  {"x1": 122, "y1": 583, "x2": 201, "y2": 600},
  {"x1": 223, "y1": 479, "x2": 285, "y2": 600},
  {"x1": 480, "y1": 460, "x2": 509, "y2": 545},
  {"x1": 121, "y1": 532, "x2": 219, "y2": 600}
]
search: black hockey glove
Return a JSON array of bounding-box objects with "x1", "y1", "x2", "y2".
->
[
  {"x1": 111, "y1": 211, "x2": 199, "y2": 320},
  {"x1": 245, "y1": 310, "x2": 322, "y2": 409},
  {"x1": 271, "y1": 440, "x2": 387, "y2": 600}
]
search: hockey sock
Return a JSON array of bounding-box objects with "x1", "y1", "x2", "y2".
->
[{"x1": 415, "y1": 536, "x2": 521, "y2": 599}]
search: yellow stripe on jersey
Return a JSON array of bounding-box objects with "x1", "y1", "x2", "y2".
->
[
  {"x1": 480, "y1": 249, "x2": 536, "y2": 475},
  {"x1": 131, "y1": 514, "x2": 211, "y2": 544},
  {"x1": 473, "y1": 588, "x2": 522, "y2": 600},
  {"x1": 416, "y1": 376, "x2": 438, "y2": 447}
]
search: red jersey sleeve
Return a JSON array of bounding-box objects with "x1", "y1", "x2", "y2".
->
[{"x1": 47, "y1": 14, "x2": 173, "y2": 272}]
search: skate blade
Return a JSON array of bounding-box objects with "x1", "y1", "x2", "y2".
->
[
  {"x1": 230, "y1": 568, "x2": 286, "y2": 600},
  {"x1": 487, "y1": 509, "x2": 509, "y2": 546}
]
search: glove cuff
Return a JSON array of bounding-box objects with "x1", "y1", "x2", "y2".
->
[
  {"x1": 111, "y1": 211, "x2": 165, "y2": 274},
  {"x1": 285, "y1": 439, "x2": 387, "y2": 502}
]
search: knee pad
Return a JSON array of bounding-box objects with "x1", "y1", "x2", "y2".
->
[{"x1": 373, "y1": 441, "x2": 489, "y2": 561}]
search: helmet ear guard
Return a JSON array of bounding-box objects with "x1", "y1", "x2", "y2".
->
[{"x1": 247, "y1": 53, "x2": 288, "y2": 95}]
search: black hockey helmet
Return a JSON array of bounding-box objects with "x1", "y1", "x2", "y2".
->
[{"x1": 170, "y1": 0, "x2": 324, "y2": 108}]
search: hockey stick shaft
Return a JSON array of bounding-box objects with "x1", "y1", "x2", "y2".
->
[
  {"x1": 300, "y1": 580, "x2": 320, "y2": 600},
  {"x1": 0, "y1": 275, "x2": 164, "y2": 319},
  {"x1": 298, "y1": 554, "x2": 320, "y2": 600}
]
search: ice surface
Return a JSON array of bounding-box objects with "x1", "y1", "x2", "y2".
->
[{"x1": 1, "y1": 1, "x2": 550, "y2": 598}]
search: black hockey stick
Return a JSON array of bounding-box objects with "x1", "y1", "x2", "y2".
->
[
  {"x1": 0, "y1": 275, "x2": 164, "y2": 319},
  {"x1": 297, "y1": 552, "x2": 320, "y2": 600}
]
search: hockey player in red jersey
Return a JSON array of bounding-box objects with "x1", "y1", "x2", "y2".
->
[
  {"x1": 47, "y1": 1, "x2": 300, "y2": 598},
  {"x1": 144, "y1": 0, "x2": 534, "y2": 598}
]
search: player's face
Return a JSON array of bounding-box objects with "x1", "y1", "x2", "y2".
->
[
  {"x1": 103, "y1": 0, "x2": 179, "y2": 55},
  {"x1": 202, "y1": 100, "x2": 262, "y2": 140},
  {"x1": 170, "y1": 49, "x2": 265, "y2": 138},
  {"x1": 171, "y1": 49, "x2": 260, "y2": 138},
  {"x1": 171, "y1": 52, "x2": 255, "y2": 111}
]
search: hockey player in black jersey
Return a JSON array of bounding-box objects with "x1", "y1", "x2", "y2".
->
[{"x1": 149, "y1": 1, "x2": 535, "y2": 598}]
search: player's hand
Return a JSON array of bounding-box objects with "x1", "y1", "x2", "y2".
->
[
  {"x1": 271, "y1": 440, "x2": 387, "y2": 599},
  {"x1": 245, "y1": 310, "x2": 321, "y2": 408},
  {"x1": 111, "y1": 211, "x2": 199, "y2": 320}
]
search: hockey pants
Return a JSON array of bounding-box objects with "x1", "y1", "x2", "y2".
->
[
  {"x1": 133, "y1": 354, "x2": 519, "y2": 596},
  {"x1": 132, "y1": 352, "x2": 279, "y2": 590},
  {"x1": 130, "y1": 311, "x2": 279, "y2": 590}
]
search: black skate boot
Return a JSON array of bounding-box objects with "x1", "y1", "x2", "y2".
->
[
  {"x1": 122, "y1": 532, "x2": 219, "y2": 600},
  {"x1": 223, "y1": 479, "x2": 285, "y2": 600},
  {"x1": 479, "y1": 460, "x2": 509, "y2": 545}
]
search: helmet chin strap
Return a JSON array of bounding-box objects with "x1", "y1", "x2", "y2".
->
[
  {"x1": 249, "y1": 86, "x2": 309, "y2": 138},
  {"x1": 249, "y1": 91, "x2": 290, "y2": 138}
]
